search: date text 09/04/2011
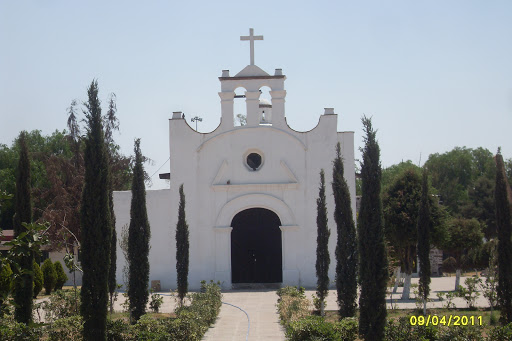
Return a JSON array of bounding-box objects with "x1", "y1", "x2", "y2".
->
[{"x1": 409, "y1": 315, "x2": 483, "y2": 327}]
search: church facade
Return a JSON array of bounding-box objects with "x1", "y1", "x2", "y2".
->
[{"x1": 113, "y1": 29, "x2": 356, "y2": 290}]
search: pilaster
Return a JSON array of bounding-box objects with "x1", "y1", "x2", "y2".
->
[{"x1": 245, "y1": 91, "x2": 261, "y2": 126}]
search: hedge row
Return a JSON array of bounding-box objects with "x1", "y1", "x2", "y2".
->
[
  {"x1": 0, "y1": 280, "x2": 222, "y2": 341},
  {"x1": 276, "y1": 286, "x2": 512, "y2": 341},
  {"x1": 276, "y1": 286, "x2": 357, "y2": 341}
]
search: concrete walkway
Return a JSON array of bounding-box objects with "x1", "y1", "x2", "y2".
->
[{"x1": 203, "y1": 290, "x2": 286, "y2": 341}]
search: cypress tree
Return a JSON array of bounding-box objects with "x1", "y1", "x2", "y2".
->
[
  {"x1": 332, "y1": 142, "x2": 357, "y2": 318},
  {"x1": 417, "y1": 168, "x2": 431, "y2": 315},
  {"x1": 176, "y1": 184, "x2": 189, "y2": 306},
  {"x1": 104, "y1": 93, "x2": 118, "y2": 312},
  {"x1": 13, "y1": 131, "x2": 34, "y2": 324},
  {"x1": 316, "y1": 169, "x2": 330, "y2": 316},
  {"x1": 128, "y1": 139, "x2": 151, "y2": 322},
  {"x1": 358, "y1": 116, "x2": 388, "y2": 340},
  {"x1": 80, "y1": 80, "x2": 111, "y2": 340},
  {"x1": 107, "y1": 163, "x2": 117, "y2": 314},
  {"x1": 109, "y1": 216, "x2": 117, "y2": 313},
  {"x1": 494, "y1": 151, "x2": 512, "y2": 324}
]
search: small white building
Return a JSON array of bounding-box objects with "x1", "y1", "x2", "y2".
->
[{"x1": 113, "y1": 29, "x2": 356, "y2": 290}]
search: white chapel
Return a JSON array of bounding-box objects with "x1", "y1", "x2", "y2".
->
[{"x1": 113, "y1": 29, "x2": 356, "y2": 290}]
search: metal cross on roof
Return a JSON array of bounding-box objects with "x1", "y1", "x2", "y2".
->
[{"x1": 240, "y1": 28, "x2": 263, "y2": 66}]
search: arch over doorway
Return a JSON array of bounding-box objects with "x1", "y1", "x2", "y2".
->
[
  {"x1": 231, "y1": 208, "x2": 282, "y2": 283},
  {"x1": 215, "y1": 193, "x2": 296, "y2": 227}
]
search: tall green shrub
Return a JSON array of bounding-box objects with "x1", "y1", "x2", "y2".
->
[
  {"x1": 12, "y1": 131, "x2": 34, "y2": 323},
  {"x1": 495, "y1": 152, "x2": 512, "y2": 324},
  {"x1": 128, "y1": 139, "x2": 151, "y2": 322},
  {"x1": 80, "y1": 80, "x2": 112, "y2": 340},
  {"x1": 105, "y1": 94, "x2": 118, "y2": 314},
  {"x1": 176, "y1": 184, "x2": 189, "y2": 306},
  {"x1": 0, "y1": 262, "x2": 13, "y2": 312},
  {"x1": 54, "y1": 261, "x2": 68, "y2": 291},
  {"x1": 42, "y1": 258, "x2": 57, "y2": 295},
  {"x1": 417, "y1": 168, "x2": 431, "y2": 315},
  {"x1": 315, "y1": 169, "x2": 330, "y2": 317},
  {"x1": 33, "y1": 261, "x2": 43, "y2": 298},
  {"x1": 357, "y1": 116, "x2": 388, "y2": 340},
  {"x1": 332, "y1": 142, "x2": 357, "y2": 318}
]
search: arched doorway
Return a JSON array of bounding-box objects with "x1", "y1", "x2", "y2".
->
[{"x1": 231, "y1": 208, "x2": 283, "y2": 283}]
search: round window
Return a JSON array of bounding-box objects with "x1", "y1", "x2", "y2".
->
[{"x1": 246, "y1": 153, "x2": 262, "y2": 171}]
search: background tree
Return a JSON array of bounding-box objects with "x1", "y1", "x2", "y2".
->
[
  {"x1": 425, "y1": 146, "x2": 496, "y2": 217},
  {"x1": 54, "y1": 261, "x2": 68, "y2": 290},
  {"x1": 33, "y1": 261, "x2": 43, "y2": 298},
  {"x1": 12, "y1": 131, "x2": 34, "y2": 324},
  {"x1": 383, "y1": 166, "x2": 421, "y2": 300},
  {"x1": 42, "y1": 258, "x2": 57, "y2": 295},
  {"x1": 128, "y1": 139, "x2": 151, "y2": 322},
  {"x1": 332, "y1": 142, "x2": 357, "y2": 318},
  {"x1": 381, "y1": 160, "x2": 420, "y2": 191},
  {"x1": 176, "y1": 184, "x2": 189, "y2": 306},
  {"x1": 417, "y1": 168, "x2": 431, "y2": 315},
  {"x1": 316, "y1": 169, "x2": 330, "y2": 317},
  {"x1": 443, "y1": 218, "x2": 483, "y2": 290},
  {"x1": 80, "y1": 80, "x2": 112, "y2": 340},
  {"x1": 236, "y1": 113, "x2": 247, "y2": 126},
  {"x1": 357, "y1": 116, "x2": 388, "y2": 341},
  {"x1": 462, "y1": 176, "x2": 496, "y2": 239},
  {"x1": 494, "y1": 151, "x2": 512, "y2": 324}
]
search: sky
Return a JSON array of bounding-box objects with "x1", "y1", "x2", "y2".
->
[{"x1": 1, "y1": 1, "x2": 511, "y2": 189}]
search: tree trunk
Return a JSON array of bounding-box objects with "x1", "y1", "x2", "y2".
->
[
  {"x1": 455, "y1": 269, "x2": 461, "y2": 291},
  {"x1": 402, "y1": 273, "x2": 412, "y2": 300},
  {"x1": 320, "y1": 300, "x2": 325, "y2": 317},
  {"x1": 423, "y1": 298, "x2": 427, "y2": 315},
  {"x1": 393, "y1": 267, "x2": 401, "y2": 293}
]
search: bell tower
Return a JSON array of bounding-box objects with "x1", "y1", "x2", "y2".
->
[{"x1": 218, "y1": 28, "x2": 287, "y2": 130}]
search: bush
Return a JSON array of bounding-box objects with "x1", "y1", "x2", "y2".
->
[
  {"x1": 107, "y1": 319, "x2": 133, "y2": 341},
  {"x1": 488, "y1": 322, "x2": 512, "y2": 341},
  {"x1": 277, "y1": 286, "x2": 306, "y2": 299},
  {"x1": 384, "y1": 317, "x2": 438, "y2": 341},
  {"x1": 436, "y1": 324, "x2": 484, "y2": 341},
  {"x1": 53, "y1": 261, "x2": 67, "y2": 291},
  {"x1": 129, "y1": 314, "x2": 167, "y2": 341},
  {"x1": 456, "y1": 277, "x2": 481, "y2": 309},
  {"x1": 442, "y1": 257, "x2": 457, "y2": 273},
  {"x1": 0, "y1": 316, "x2": 43, "y2": 341},
  {"x1": 33, "y1": 261, "x2": 43, "y2": 298},
  {"x1": 46, "y1": 315, "x2": 83, "y2": 341},
  {"x1": 276, "y1": 286, "x2": 310, "y2": 325},
  {"x1": 41, "y1": 289, "x2": 81, "y2": 323},
  {"x1": 149, "y1": 290, "x2": 163, "y2": 313},
  {"x1": 0, "y1": 262, "x2": 13, "y2": 310},
  {"x1": 41, "y1": 259, "x2": 56, "y2": 295},
  {"x1": 285, "y1": 315, "x2": 357, "y2": 341},
  {"x1": 170, "y1": 280, "x2": 222, "y2": 341}
]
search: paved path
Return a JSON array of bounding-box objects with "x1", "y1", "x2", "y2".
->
[{"x1": 203, "y1": 290, "x2": 286, "y2": 341}]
